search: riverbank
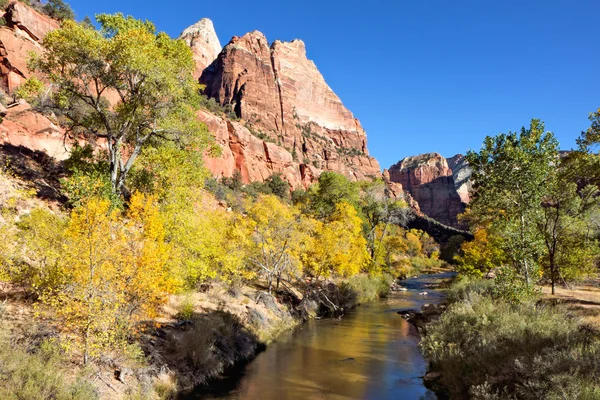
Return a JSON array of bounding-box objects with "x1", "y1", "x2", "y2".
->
[
  {"x1": 184, "y1": 272, "x2": 453, "y2": 399},
  {"x1": 418, "y1": 278, "x2": 600, "y2": 399}
]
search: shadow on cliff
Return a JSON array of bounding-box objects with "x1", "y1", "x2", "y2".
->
[{"x1": 0, "y1": 144, "x2": 67, "y2": 203}]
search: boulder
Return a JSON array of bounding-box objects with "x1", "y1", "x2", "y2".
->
[{"x1": 0, "y1": 101, "x2": 70, "y2": 160}]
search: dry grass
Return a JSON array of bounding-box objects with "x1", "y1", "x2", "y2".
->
[{"x1": 541, "y1": 278, "x2": 600, "y2": 331}]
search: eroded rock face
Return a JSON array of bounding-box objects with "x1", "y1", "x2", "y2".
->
[
  {"x1": 447, "y1": 154, "x2": 472, "y2": 204},
  {"x1": 199, "y1": 110, "x2": 317, "y2": 188},
  {"x1": 388, "y1": 153, "x2": 464, "y2": 227},
  {"x1": 0, "y1": 101, "x2": 70, "y2": 160},
  {"x1": 199, "y1": 30, "x2": 380, "y2": 185},
  {"x1": 0, "y1": 2, "x2": 58, "y2": 93},
  {"x1": 179, "y1": 18, "x2": 221, "y2": 80}
]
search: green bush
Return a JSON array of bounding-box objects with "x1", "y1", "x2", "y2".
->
[
  {"x1": 347, "y1": 274, "x2": 393, "y2": 303},
  {"x1": 420, "y1": 292, "x2": 600, "y2": 398},
  {"x1": 410, "y1": 256, "x2": 444, "y2": 272},
  {"x1": 446, "y1": 278, "x2": 495, "y2": 304}
]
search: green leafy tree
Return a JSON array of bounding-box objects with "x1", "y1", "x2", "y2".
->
[
  {"x1": 263, "y1": 173, "x2": 290, "y2": 200},
  {"x1": 358, "y1": 180, "x2": 411, "y2": 247},
  {"x1": 308, "y1": 171, "x2": 359, "y2": 219},
  {"x1": 536, "y1": 165, "x2": 599, "y2": 294},
  {"x1": 42, "y1": 0, "x2": 74, "y2": 21},
  {"x1": 466, "y1": 120, "x2": 559, "y2": 284},
  {"x1": 30, "y1": 14, "x2": 213, "y2": 196}
]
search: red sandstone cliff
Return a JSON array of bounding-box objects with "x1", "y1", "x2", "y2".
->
[
  {"x1": 388, "y1": 153, "x2": 465, "y2": 227},
  {"x1": 0, "y1": 2, "x2": 72, "y2": 159},
  {"x1": 198, "y1": 29, "x2": 380, "y2": 187}
]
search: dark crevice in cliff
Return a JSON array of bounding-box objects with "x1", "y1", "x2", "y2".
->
[{"x1": 269, "y1": 46, "x2": 286, "y2": 135}]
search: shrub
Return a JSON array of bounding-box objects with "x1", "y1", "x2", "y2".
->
[
  {"x1": 420, "y1": 292, "x2": 599, "y2": 398},
  {"x1": 347, "y1": 274, "x2": 393, "y2": 303},
  {"x1": 0, "y1": 335, "x2": 97, "y2": 399},
  {"x1": 176, "y1": 295, "x2": 195, "y2": 321},
  {"x1": 43, "y1": 0, "x2": 75, "y2": 21},
  {"x1": 410, "y1": 255, "x2": 444, "y2": 272},
  {"x1": 446, "y1": 278, "x2": 495, "y2": 304}
]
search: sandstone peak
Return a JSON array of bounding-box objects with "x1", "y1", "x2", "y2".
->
[
  {"x1": 447, "y1": 154, "x2": 473, "y2": 204},
  {"x1": 199, "y1": 28, "x2": 380, "y2": 187},
  {"x1": 179, "y1": 18, "x2": 221, "y2": 79}
]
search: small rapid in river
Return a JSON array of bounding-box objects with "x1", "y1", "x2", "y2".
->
[{"x1": 186, "y1": 272, "x2": 454, "y2": 400}]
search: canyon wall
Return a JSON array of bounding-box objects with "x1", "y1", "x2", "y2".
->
[
  {"x1": 388, "y1": 153, "x2": 468, "y2": 228},
  {"x1": 447, "y1": 153, "x2": 472, "y2": 204}
]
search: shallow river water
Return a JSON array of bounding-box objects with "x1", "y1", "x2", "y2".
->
[{"x1": 187, "y1": 272, "x2": 453, "y2": 400}]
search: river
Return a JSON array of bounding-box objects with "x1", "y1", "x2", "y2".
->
[{"x1": 186, "y1": 272, "x2": 453, "y2": 400}]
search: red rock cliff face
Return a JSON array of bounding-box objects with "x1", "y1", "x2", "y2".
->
[
  {"x1": 0, "y1": 2, "x2": 58, "y2": 92},
  {"x1": 388, "y1": 153, "x2": 465, "y2": 228},
  {"x1": 199, "y1": 29, "x2": 380, "y2": 186},
  {"x1": 447, "y1": 153, "x2": 472, "y2": 204},
  {"x1": 0, "y1": 2, "x2": 74, "y2": 159}
]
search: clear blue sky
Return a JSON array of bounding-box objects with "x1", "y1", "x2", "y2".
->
[{"x1": 67, "y1": 0, "x2": 600, "y2": 169}]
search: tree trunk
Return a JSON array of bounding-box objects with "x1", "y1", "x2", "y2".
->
[
  {"x1": 550, "y1": 252, "x2": 556, "y2": 295},
  {"x1": 520, "y1": 214, "x2": 530, "y2": 285},
  {"x1": 268, "y1": 276, "x2": 273, "y2": 294}
]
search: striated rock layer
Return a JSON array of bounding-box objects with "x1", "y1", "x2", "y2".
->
[
  {"x1": 388, "y1": 153, "x2": 465, "y2": 228},
  {"x1": 199, "y1": 30, "x2": 380, "y2": 186}
]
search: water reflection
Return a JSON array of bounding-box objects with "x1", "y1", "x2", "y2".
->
[{"x1": 187, "y1": 273, "x2": 452, "y2": 400}]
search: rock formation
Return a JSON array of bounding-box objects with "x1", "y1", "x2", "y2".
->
[
  {"x1": 0, "y1": 6, "x2": 381, "y2": 192},
  {"x1": 179, "y1": 18, "x2": 221, "y2": 80},
  {"x1": 0, "y1": 2, "x2": 58, "y2": 92},
  {"x1": 447, "y1": 154, "x2": 472, "y2": 204},
  {"x1": 198, "y1": 29, "x2": 380, "y2": 187},
  {"x1": 199, "y1": 110, "x2": 318, "y2": 188},
  {"x1": 388, "y1": 153, "x2": 465, "y2": 227}
]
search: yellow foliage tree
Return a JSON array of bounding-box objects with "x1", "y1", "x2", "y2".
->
[
  {"x1": 170, "y1": 204, "x2": 254, "y2": 287},
  {"x1": 300, "y1": 202, "x2": 370, "y2": 280},
  {"x1": 455, "y1": 228, "x2": 506, "y2": 278},
  {"x1": 247, "y1": 195, "x2": 300, "y2": 293},
  {"x1": 42, "y1": 193, "x2": 177, "y2": 364}
]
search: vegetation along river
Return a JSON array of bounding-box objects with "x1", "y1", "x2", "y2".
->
[{"x1": 186, "y1": 272, "x2": 453, "y2": 400}]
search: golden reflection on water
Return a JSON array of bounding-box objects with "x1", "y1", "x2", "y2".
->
[{"x1": 192, "y1": 274, "x2": 449, "y2": 400}]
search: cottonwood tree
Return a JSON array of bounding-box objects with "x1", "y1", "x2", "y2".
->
[
  {"x1": 247, "y1": 195, "x2": 300, "y2": 293},
  {"x1": 466, "y1": 120, "x2": 559, "y2": 284},
  {"x1": 358, "y1": 179, "x2": 413, "y2": 261},
  {"x1": 30, "y1": 14, "x2": 213, "y2": 196},
  {"x1": 537, "y1": 179, "x2": 599, "y2": 294},
  {"x1": 299, "y1": 202, "x2": 370, "y2": 280},
  {"x1": 42, "y1": 193, "x2": 176, "y2": 365}
]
